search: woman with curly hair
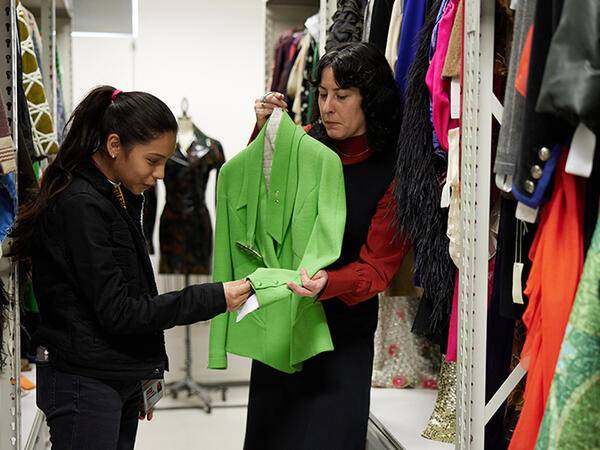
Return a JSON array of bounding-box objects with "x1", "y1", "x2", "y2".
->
[{"x1": 246, "y1": 42, "x2": 409, "y2": 450}]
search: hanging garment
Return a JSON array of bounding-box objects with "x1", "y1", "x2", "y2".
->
[
  {"x1": 394, "y1": 0, "x2": 454, "y2": 349},
  {"x1": 16, "y1": 1, "x2": 58, "y2": 159},
  {"x1": 0, "y1": 92, "x2": 16, "y2": 174},
  {"x1": 509, "y1": 150, "x2": 586, "y2": 450},
  {"x1": 422, "y1": 356, "x2": 456, "y2": 443},
  {"x1": 326, "y1": 0, "x2": 369, "y2": 52},
  {"x1": 494, "y1": 0, "x2": 536, "y2": 177},
  {"x1": 286, "y1": 33, "x2": 312, "y2": 125},
  {"x1": 536, "y1": 216, "x2": 600, "y2": 450},
  {"x1": 299, "y1": 37, "x2": 318, "y2": 126},
  {"x1": 362, "y1": 0, "x2": 376, "y2": 41},
  {"x1": 208, "y1": 111, "x2": 346, "y2": 374},
  {"x1": 270, "y1": 32, "x2": 297, "y2": 93},
  {"x1": 536, "y1": 0, "x2": 600, "y2": 135},
  {"x1": 394, "y1": 0, "x2": 427, "y2": 99},
  {"x1": 0, "y1": 173, "x2": 16, "y2": 243},
  {"x1": 384, "y1": 0, "x2": 404, "y2": 71},
  {"x1": 158, "y1": 126, "x2": 225, "y2": 274},
  {"x1": 372, "y1": 295, "x2": 441, "y2": 389},
  {"x1": 441, "y1": 0, "x2": 462, "y2": 79},
  {"x1": 367, "y1": 0, "x2": 396, "y2": 53},
  {"x1": 511, "y1": 0, "x2": 572, "y2": 207},
  {"x1": 425, "y1": 0, "x2": 459, "y2": 151}
]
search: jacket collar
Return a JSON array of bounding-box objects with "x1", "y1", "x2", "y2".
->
[{"x1": 236, "y1": 111, "x2": 297, "y2": 249}]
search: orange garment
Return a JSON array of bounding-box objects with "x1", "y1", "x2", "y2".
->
[
  {"x1": 515, "y1": 24, "x2": 534, "y2": 97},
  {"x1": 509, "y1": 150, "x2": 586, "y2": 449}
]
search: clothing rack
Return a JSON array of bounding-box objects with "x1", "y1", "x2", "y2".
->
[{"x1": 0, "y1": 1, "x2": 73, "y2": 448}]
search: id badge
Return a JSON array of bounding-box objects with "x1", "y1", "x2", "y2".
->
[{"x1": 141, "y1": 378, "x2": 164, "y2": 412}]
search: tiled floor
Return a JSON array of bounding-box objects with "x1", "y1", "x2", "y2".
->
[{"x1": 21, "y1": 323, "x2": 455, "y2": 449}]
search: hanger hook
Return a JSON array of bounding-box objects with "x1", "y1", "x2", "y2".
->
[{"x1": 181, "y1": 97, "x2": 189, "y2": 117}]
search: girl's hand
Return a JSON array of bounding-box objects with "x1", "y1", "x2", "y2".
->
[
  {"x1": 254, "y1": 92, "x2": 288, "y2": 131},
  {"x1": 139, "y1": 407, "x2": 153, "y2": 421},
  {"x1": 223, "y1": 279, "x2": 253, "y2": 312},
  {"x1": 287, "y1": 269, "x2": 328, "y2": 298}
]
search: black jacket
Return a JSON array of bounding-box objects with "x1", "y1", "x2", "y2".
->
[{"x1": 32, "y1": 159, "x2": 226, "y2": 380}]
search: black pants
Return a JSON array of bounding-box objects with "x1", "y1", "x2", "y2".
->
[
  {"x1": 243, "y1": 297, "x2": 379, "y2": 450},
  {"x1": 36, "y1": 362, "x2": 141, "y2": 450}
]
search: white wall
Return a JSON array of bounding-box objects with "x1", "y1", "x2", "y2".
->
[{"x1": 72, "y1": 0, "x2": 265, "y2": 246}]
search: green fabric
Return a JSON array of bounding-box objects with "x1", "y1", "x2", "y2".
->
[
  {"x1": 23, "y1": 282, "x2": 39, "y2": 313},
  {"x1": 536, "y1": 217, "x2": 600, "y2": 449},
  {"x1": 208, "y1": 111, "x2": 346, "y2": 373}
]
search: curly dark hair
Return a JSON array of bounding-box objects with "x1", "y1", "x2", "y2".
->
[{"x1": 309, "y1": 42, "x2": 402, "y2": 152}]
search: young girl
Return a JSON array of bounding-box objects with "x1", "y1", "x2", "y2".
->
[{"x1": 9, "y1": 85, "x2": 251, "y2": 449}]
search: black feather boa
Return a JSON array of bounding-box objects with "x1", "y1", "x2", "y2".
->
[{"x1": 393, "y1": 0, "x2": 455, "y2": 344}]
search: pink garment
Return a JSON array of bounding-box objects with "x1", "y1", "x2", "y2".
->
[
  {"x1": 446, "y1": 271, "x2": 459, "y2": 361},
  {"x1": 425, "y1": 0, "x2": 460, "y2": 151},
  {"x1": 509, "y1": 150, "x2": 586, "y2": 450}
]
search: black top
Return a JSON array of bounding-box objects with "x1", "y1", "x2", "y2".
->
[
  {"x1": 324, "y1": 149, "x2": 396, "y2": 339},
  {"x1": 32, "y1": 159, "x2": 226, "y2": 380}
]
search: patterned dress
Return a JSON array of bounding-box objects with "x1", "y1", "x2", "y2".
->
[{"x1": 158, "y1": 127, "x2": 225, "y2": 274}]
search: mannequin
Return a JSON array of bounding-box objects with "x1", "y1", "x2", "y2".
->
[{"x1": 157, "y1": 98, "x2": 225, "y2": 274}]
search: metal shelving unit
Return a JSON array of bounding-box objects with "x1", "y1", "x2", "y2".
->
[{"x1": 0, "y1": 1, "x2": 71, "y2": 449}]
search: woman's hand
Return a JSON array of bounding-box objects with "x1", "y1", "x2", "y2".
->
[
  {"x1": 287, "y1": 269, "x2": 328, "y2": 298},
  {"x1": 254, "y1": 91, "x2": 288, "y2": 131},
  {"x1": 139, "y1": 407, "x2": 153, "y2": 421},
  {"x1": 223, "y1": 279, "x2": 253, "y2": 312}
]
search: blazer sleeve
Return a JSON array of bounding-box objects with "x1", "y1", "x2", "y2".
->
[
  {"x1": 208, "y1": 173, "x2": 234, "y2": 369},
  {"x1": 60, "y1": 193, "x2": 226, "y2": 335},
  {"x1": 246, "y1": 150, "x2": 346, "y2": 307}
]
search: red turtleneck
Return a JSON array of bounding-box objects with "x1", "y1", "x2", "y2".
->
[{"x1": 248, "y1": 124, "x2": 409, "y2": 305}]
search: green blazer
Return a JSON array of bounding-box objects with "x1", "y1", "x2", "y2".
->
[{"x1": 208, "y1": 112, "x2": 346, "y2": 373}]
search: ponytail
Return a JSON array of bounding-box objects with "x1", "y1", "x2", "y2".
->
[{"x1": 8, "y1": 85, "x2": 177, "y2": 260}]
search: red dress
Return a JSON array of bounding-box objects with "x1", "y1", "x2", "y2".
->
[{"x1": 509, "y1": 150, "x2": 586, "y2": 449}]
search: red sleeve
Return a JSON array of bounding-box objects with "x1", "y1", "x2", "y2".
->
[
  {"x1": 319, "y1": 181, "x2": 410, "y2": 306},
  {"x1": 248, "y1": 124, "x2": 260, "y2": 145}
]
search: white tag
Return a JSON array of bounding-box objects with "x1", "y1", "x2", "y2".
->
[
  {"x1": 495, "y1": 174, "x2": 513, "y2": 192},
  {"x1": 236, "y1": 293, "x2": 259, "y2": 322},
  {"x1": 450, "y1": 77, "x2": 461, "y2": 119},
  {"x1": 515, "y1": 202, "x2": 538, "y2": 223},
  {"x1": 510, "y1": 0, "x2": 519, "y2": 10},
  {"x1": 440, "y1": 182, "x2": 451, "y2": 208},
  {"x1": 565, "y1": 122, "x2": 596, "y2": 178},
  {"x1": 512, "y1": 262, "x2": 525, "y2": 304}
]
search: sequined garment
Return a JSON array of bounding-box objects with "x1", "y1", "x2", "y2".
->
[
  {"x1": 535, "y1": 217, "x2": 600, "y2": 450},
  {"x1": 422, "y1": 356, "x2": 456, "y2": 443},
  {"x1": 372, "y1": 295, "x2": 441, "y2": 388},
  {"x1": 158, "y1": 127, "x2": 225, "y2": 274}
]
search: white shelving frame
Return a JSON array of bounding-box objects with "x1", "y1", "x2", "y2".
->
[
  {"x1": 0, "y1": 2, "x2": 19, "y2": 449},
  {"x1": 0, "y1": 1, "x2": 71, "y2": 449},
  {"x1": 457, "y1": 0, "x2": 509, "y2": 448}
]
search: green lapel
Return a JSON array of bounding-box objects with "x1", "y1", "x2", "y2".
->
[
  {"x1": 235, "y1": 123, "x2": 266, "y2": 252},
  {"x1": 234, "y1": 111, "x2": 301, "y2": 256}
]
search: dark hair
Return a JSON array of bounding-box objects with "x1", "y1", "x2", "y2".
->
[
  {"x1": 9, "y1": 85, "x2": 177, "y2": 260},
  {"x1": 309, "y1": 42, "x2": 402, "y2": 152}
]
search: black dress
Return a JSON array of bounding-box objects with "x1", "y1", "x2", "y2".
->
[
  {"x1": 158, "y1": 127, "x2": 225, "y2": 274},
  {"x1": 243, "y1": 147, "x2": 396, "y2": 450}
]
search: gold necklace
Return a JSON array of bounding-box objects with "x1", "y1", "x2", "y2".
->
[{"x1": 337, "y1": 148, "x2": 370, "y2": 158}]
